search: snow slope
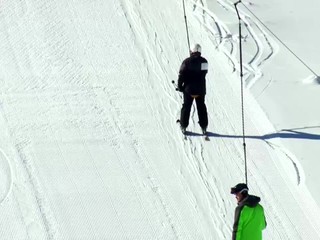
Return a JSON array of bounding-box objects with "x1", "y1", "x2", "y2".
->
[
  {"x1": 236, "y1": 0, "x2": 320, "y2": 202},
  {"x1": 0, "y1": 0, "x2": 320, "y2": 239}
]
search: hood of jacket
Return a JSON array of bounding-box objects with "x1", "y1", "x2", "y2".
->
[{"x1": 238, "y1": 195, "x2": 261, "y2": 208}]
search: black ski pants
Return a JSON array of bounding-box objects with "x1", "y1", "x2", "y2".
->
[{"x1": 180, "y1": 93, "x2": 208, "y2": 129}]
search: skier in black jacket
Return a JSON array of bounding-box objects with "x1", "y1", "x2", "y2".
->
[{"x1": 177, "y1": 43, "x2": 208, "y2": 134}]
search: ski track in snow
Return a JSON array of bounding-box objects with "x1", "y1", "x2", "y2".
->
[
  {"x1": 115, "y1": 0, "x2": 233, "y2": 237},
  {"x1": 121, "y1": 0, "x2": 320, "y2": 239},
  {"x1": 0, "y1": 149, "x2": 13, "y2": 205},
  {"x1": 1, "y1": 0, "x2": 320, "y2": 239},
  {"x1": 118, "y1": 0, "x2": 216, "y2": 238},
  {"x1": 193, "y1": 0, "x2": 276, "y2": 88},
  {"x1": 189, "y1": 0, "x2": 320, "y2": 238}
]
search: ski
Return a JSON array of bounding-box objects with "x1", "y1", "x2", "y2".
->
[
  {"x1": 176, "y1": 119, "x2": 188, "y2": 140},
  {"x1": 203, "y1": 133, "x2": 210, "y2": 141},
  {"x1": 202, "y1": 128, "x2": 210, "y2": 141},
  {"x1": 176, "y1": 119, "x2": 210, "y2": 141},
  {"x1": 183, "y1": 134, "x2": 188, "y2": 140}
]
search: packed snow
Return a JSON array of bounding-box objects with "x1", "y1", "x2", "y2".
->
[{"x1": 0, "y1": 0, "x2": 320, "y2": 239}]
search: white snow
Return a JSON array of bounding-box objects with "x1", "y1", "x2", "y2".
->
[{"x1": 0, "y1": 0, "x2": 320, "y2": 239}]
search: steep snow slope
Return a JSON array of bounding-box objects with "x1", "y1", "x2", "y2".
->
[{"x1": 0, "y1": 0, "x2": 320, "y2": 239}]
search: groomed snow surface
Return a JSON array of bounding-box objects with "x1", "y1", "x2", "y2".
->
[{"x1": 1, "y1": 0, "x2": 320, "y2": 239}]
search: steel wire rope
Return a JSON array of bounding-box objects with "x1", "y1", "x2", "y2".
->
[
  {"x1": 234, "y1": 0, "x2": 319, "y2": 185},
  {"x1": 182, "y1": 0, "x2": 191, "y2": 54},
  {"x1": 241, "y1": 2, "x2": 319, "y2": 77},
  {"x1": 234, "y1": 1, "x2": 248, "y2": 185}
]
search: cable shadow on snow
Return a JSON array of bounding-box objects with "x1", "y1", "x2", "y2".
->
[
  {"x1": 205, "y1": 126, "x2": 320, "y2": 141},
  {"x1": 184, "y1": 131, "x2": 204, "y2": 137}
]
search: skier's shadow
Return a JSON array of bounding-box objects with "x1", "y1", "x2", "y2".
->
[
  {"x1": 205, "y1": 131, "x2": 220, "y2": 137},
  {"x1": 184, "y1": 131, "x2": 219, "y2": 137},
  {"x1": 203, "y1": 126, "x2": 320, "y2": 141},
  {"x1": 184, "y1": 131, "x2": 204, "y2": 137}
]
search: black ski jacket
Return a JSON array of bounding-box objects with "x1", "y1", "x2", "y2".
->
[{"x1": 178, "y1": 52, "x2": 208, "y2": 95}]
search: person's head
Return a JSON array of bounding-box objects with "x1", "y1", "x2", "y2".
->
[
  {"x1": 231, "y1": 183, "x2": 249, "y2": 203},
  {"x1": 190, "y1": 43, "x2": 201, "y2": 55}
]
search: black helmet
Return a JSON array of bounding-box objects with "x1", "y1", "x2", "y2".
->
[{"x1": 230, "y1": 183, "x2": 248, "y2": 194}]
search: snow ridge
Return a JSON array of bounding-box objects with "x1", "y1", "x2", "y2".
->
[
  {"x1": 192, "y1": 0, "x2": 278, "y2": 88},
  {"x1": 0, "y1": 149, "x2": 13, "y2": 205}
]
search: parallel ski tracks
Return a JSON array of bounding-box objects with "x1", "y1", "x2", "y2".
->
[
  {"x1": 118, "y1": 0, "x2": 219, "y2": 237},
  {"x1": 193, "y1": 0, "x2": 276, "y2": 88}
]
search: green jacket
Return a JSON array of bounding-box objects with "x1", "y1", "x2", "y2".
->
[{"x1": 232, "y1": 195, "x2": 267, "y2": 240}]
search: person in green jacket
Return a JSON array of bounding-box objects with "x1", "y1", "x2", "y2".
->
[{"x1": 231, "y1": 183, "x2": 267, "y2": 240}]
